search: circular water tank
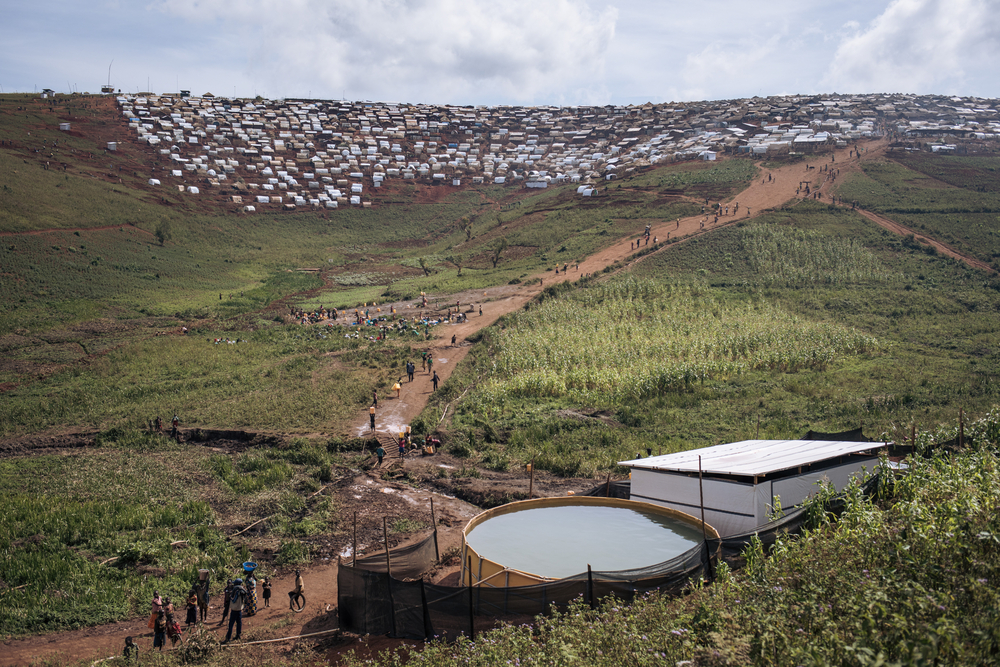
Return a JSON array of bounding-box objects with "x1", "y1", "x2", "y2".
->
[{"x1": 462, "y1": 497, "x2": 718, "y2": 586}]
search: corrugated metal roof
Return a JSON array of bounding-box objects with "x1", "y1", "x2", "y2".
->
[{"x1": 619, "y1": 439, "x2": 884, "y2": 477}]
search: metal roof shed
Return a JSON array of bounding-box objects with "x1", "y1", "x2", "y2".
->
[{"x1": 620, "y1": 439, "x2": 882, "y2": 537}]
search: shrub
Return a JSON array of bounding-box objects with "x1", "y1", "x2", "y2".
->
[{"x1": 275, "y1": 539, "x2": 311, "y2": 565}]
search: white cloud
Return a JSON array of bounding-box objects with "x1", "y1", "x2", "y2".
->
[
  {"x1": 155, "y1": 0, "x2": 618, "y2": 105},
  {"x1": 823, "y1": 0, "x2": 1000, "y2": 95}
]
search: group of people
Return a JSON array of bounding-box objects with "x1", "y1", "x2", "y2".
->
[
  {"x1": 129, "y1": 569, "x2": 304, "y2": 656},
  {"x1": 375, "y1": 432, "x2": 441, "y2": 466},
  {"x1": 149, "y1": 414, "x2": 181, "y2": 440}
]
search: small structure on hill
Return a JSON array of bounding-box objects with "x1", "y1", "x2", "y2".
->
[{"x1": 620, "y1": 438, "x2": 884, "y2": 537}]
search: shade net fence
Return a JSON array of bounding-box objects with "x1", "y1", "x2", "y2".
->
[
  {"x1": 339, "y1": 540, "x2": 712, "y2": 641},
  {"x1": 350, "y1": 531, "x2": 439, "y2": 580}
]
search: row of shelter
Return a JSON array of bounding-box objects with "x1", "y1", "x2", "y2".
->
[{"x1": 113, "y1": 92, "x2": 999, "y2": 210}]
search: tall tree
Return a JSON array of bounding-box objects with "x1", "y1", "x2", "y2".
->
[
  {"x1": 154, "y1": 219, "x2": 172, "y2": 246},
  {"x1": 490, "y1": 238, "x2": 508, "y2": 268}
]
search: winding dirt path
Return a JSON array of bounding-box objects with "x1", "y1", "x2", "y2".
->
[{"x1": 853, "y1": 208, "x2": 995, "y2": 273}]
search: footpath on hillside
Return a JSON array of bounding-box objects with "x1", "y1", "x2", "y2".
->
[{"x1": 7, "y1": 137, "x2": 993, "y2": 667}]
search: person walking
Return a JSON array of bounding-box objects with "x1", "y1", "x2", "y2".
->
[
  {"x1": 289, "y1": 570, "x2": 305, "y2": 610},
  {"x1": 398, "y1": 436, "x2": 406, "y2": 459},
  {"x1": 392, "y1": 379, "x2": 402, "y2": 399},
  {"x1": 369, "y1": 405, "x2": 376, "y2": 432},
  {"x1": 421, "y1": 351, "x2": 427, "y2": 371},
  {"x1": 432, "y1": 371, "x2": 440, "y2": 391},
  {"x1": 149, "y1": 590, "x2": 163, "y2": 629},
  {"x1": 219, "y1": 580, "x2": 232, "y2": 624},
  {"x1": 185, "y1": 589, "x2": 198, "y2": 627},
  {"x1": 406, "y1": 361, "x2": 415, "y2": 382},
  {"x1": 122, "y1": 636, "x2": 139, "y2": 664},
  {"x1": 375, "y1": 444, "x2": 385, "y2": 467},
  {"x1": 427, "y1": 355, "x2": 433, "y2": 375},
  {"x1": 262, "y1": 579, "x2": 271, "y2": 608},
  {"x1": 372, "y1": 390, "x2": 378, "y2": 408},
  {"x1": 198, "y1": 581, "x2": 210, "y2": 622},
  {"x1": 153, "y1": 611, "x2": 167, "y2": 651},
  {"x1": 222, "y1": 579, "x2": 246, "y2": 643},
  {"x1": 166, "y1": 612, "x2": 182, "y2": 646}
]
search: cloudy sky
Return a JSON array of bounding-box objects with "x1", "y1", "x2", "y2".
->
[{"x1": 2, "y1": 0, "x2": 997, "y2": 105}]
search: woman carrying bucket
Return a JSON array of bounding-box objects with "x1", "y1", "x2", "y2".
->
[{"x1": 242, "y1": 562, "x2": 259, "y2": 617}]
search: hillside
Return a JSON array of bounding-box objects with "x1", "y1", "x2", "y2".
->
[{"x1": 2, "y1": 93, "x2": 1000, "y2": 666}]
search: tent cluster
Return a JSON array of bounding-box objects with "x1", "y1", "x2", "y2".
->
[{"x1": 116, "y1": 92, "x2": 999, "y2": 210}]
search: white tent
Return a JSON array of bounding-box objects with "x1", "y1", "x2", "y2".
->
[{"x1": 620, "y1": 439, "x2": 882, "y2": 537}]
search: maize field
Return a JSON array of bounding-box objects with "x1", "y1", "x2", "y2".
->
[{"x1": 469, "y1": 277, "x2": 884, "y2": 412}]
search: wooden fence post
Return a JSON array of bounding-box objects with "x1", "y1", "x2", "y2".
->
[
  {"x1": 430, "y1": 497, "x2": 440, "y2": 562},
  {"x1": 384, "y1": 516, "x2": 396, "y2": 637},
  {"x1": 467, "y1": 556, "x2": 476, "y2": 640},
  {"x1": 383, "y1": 516, "x2": 392, "y2": 579},
  {"x1": 587, "y1": 564, "x2": 595, "y2": 610}
]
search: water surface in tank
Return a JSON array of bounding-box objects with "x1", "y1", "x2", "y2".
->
[{"x1": 466, "y1": 504, "x2": 703, "y2": 579}]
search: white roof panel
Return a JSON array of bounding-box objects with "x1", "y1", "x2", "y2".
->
[{"x1": 620, "y1": 439, "x2": 883, "y2": 477}]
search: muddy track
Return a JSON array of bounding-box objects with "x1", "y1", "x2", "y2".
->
[{"x1": 853, "y1": 208, "x2": 995, "y2": 273}]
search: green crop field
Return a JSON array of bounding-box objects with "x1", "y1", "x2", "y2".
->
[{"x1": 834, "y1": 154, "x2": 1000, "y2": 268}]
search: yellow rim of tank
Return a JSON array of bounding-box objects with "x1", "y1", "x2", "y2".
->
[{"x1": 461, "y1": 496, "x2": 720, "y2": 587}]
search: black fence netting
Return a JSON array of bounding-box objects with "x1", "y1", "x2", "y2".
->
[
  {"x1": 340, "y1": 474, "x2": 885, "y2": 640},
  {"x1": 339, "y1": 542, "x2": 712, "y2": 640},
  {"x1": 350, "y1": 531, "x2": 438, "y2": 580},
  {"x1": 802, "y1": 426, "x2": 872, "y2": 442},
  {"x1": 581, "y1": 480, "x2": 631, "y2": 499}
]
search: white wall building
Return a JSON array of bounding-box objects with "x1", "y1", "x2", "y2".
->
[{"x1": 620, "y1": 439, "x2": 882, "y2": 537}]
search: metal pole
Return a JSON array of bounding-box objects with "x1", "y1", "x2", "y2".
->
[
  {"x1": 698, "y1": 456, "x2": 707, "y2": 542},
  {"x1": 352, "y1": 511, "x2": 358, "y2": 567},
  {"x1": 430, "y1": 497, "x2": 440, "y2": 562}
]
